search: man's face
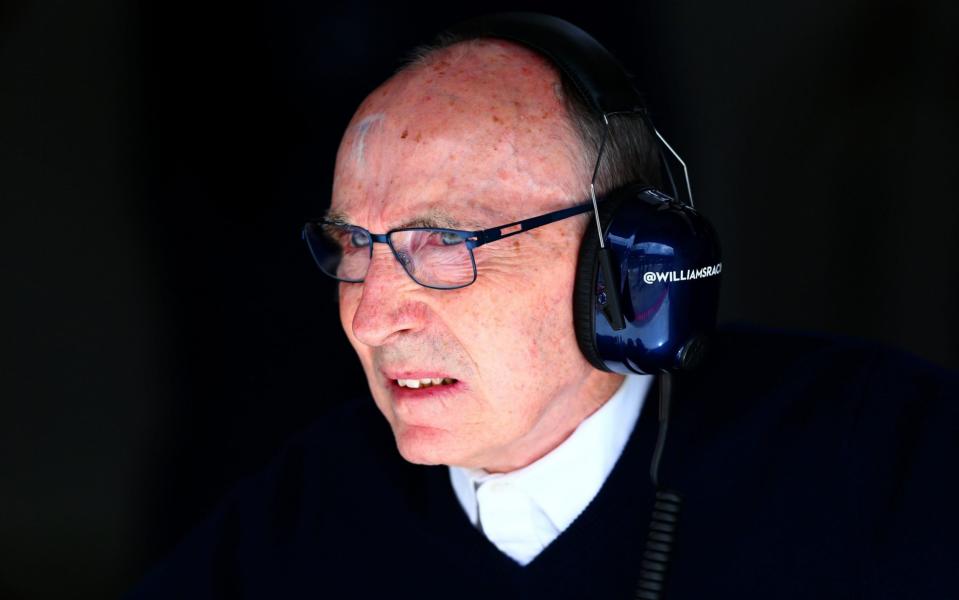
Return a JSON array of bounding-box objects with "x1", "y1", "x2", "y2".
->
[{"x1": 330, "y1": 41, "x2": 623, "y2": 472}]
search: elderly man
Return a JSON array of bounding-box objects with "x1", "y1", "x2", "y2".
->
[{"x1": 130, "y1": 14, "x2": 958, "y2": 600}]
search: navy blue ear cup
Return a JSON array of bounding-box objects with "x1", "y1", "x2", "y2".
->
[
  {"x1": 574, "y1": 185, "x2": 722, "y2": 374},
  {"x1": 574, "y1": 193, "x2": 623, "y2": 371}
]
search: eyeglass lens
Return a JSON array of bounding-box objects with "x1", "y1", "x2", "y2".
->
[{"x1": 304, "y1": 223, "x2": 476, "y2": 289}]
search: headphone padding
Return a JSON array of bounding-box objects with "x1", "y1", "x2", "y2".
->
[{"x1": 573, "y1": 197, "x2": 622, "y2": 372}]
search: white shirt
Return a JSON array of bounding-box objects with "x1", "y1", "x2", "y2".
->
[{"x1": 448, "y1": 374, "x2": 652, "y2": 566}]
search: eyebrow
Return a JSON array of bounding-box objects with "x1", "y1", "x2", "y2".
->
[{"x1": 322, "y1": 208, "x2": 475, "y2": 231}]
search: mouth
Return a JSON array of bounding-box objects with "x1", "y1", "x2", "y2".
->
[
  {"x1": 383, "y1": 371, "x2": 465, "y2": 402},
  {"x1": 394, "y1": 377, "x2": 458, "y2": 389}
]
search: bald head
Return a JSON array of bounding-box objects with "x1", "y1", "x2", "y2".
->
[{"x1": 331, "y1": 39, "x2": 590, "y2": 230}]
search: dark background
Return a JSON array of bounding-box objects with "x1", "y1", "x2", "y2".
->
[{"x1": 2, "y1": 0, "x2": 956, "y2": 598}]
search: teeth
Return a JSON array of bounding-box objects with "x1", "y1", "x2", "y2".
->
[{"x1": 396, "y1": 377, "x2": 456, "y2": 389}]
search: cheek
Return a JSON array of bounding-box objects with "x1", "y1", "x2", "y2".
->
[
  {"x1": 516, "y1": 252, "x2": 584, "y2": 372},
  {"x1": 464, "y1": 256, "x2": 578, "y2": 390}
]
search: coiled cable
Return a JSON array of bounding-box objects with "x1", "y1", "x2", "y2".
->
[{"x1": 634, "y1": 371, "x2": 683, "y2": 600}]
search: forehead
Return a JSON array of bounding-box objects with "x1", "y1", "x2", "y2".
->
[{"x1": 330, "y1": 40, "x2": 586, "y2": 231}]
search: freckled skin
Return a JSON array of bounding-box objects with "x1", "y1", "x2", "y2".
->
[{"x1": 331, "y1": 40, "x2": 624, "y2": 473}]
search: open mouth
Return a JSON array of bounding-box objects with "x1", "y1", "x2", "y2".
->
[{"x1": 394, "y1": 377, "x2": 458, "y2": 390}]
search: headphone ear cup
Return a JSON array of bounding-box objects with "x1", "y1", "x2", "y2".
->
[{"x1": 573, "y1": 197, "x2": 623, "y2": 372}]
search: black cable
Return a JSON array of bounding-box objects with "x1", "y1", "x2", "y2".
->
[
  {"x1": 649, "y1": 370, "x2": 671, "y2": 487},
  {"x1": 634, "y1": 372, "x2": 684, "y2": 600}
]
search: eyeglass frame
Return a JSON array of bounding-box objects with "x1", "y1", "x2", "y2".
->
[{"x1": 303, "y1": 200, "x2": 598, "y2": 290}]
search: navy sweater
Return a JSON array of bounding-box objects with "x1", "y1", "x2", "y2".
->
[{"x1": 129, "y1": 326, "x2": 959, "y2": 599}]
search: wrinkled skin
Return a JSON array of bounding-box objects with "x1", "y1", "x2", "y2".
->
[{"x1": 330, "y1": 40, "x2": 624, "y2": 473}]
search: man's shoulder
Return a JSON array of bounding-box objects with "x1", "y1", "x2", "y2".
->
[
  {"x1": 700, "y1": 322, "x2": 956, "y2": 393},
  {"x1": 253, "y1": 394, "x2": 409, "y2": 512},
  {"x1": 126, "y1": 395, "x2": 420, "y2": 599},
  {"x1": 708, "y1": 322, "x2": 924, "y2": 372},
  {"x1": 199, "y1": 393, "x2": 404, "y2": 532},
  {"x1": 660, "y1": 326, "x2": 959, "y2": 598},
  {"x1": 682, "y1": 323, "x2": 958, "y2": 436},
  {"x1": 291, "y1": 394, "x2": 392, "y2": 465}
]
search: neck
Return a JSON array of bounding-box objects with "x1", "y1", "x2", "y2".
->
[{"x1": 480, "y1": 371, "x2": 626, "y2": 474}]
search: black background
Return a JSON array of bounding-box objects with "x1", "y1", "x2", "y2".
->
[{"x1": 2, "y1": 1, "x2": 957, "y2": 598}]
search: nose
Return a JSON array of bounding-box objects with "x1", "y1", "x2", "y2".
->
[{"x1": 349, "y1": 244, "x2": 428, "y2": 347}]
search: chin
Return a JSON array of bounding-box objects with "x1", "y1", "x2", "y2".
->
[{"x1": 392, "y1": 423, "x2": 469, "y2": 466}]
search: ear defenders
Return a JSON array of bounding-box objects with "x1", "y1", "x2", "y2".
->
[{"x1": 446, "y1": 13, "x2": 722, "y2": 375}]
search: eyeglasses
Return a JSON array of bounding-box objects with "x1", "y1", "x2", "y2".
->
[{"x1": 302, "y1": 201, "x2": 596, "y2": 290}]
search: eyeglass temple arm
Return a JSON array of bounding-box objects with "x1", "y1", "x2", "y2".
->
[{"x1": 468, "y1": 202, "x2": 595, "y2": 247}]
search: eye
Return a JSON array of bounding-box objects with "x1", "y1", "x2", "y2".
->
[
  {"x1": 350, "y1": 229, "x2": 371, "y2": 248},
  {"x1": 438, "y1": 231, "x2": 464, "y2": 246}
]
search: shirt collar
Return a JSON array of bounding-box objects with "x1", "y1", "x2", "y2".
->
[{"x1": 449, "y1": 374, "x2": 652, "y2": 532}]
